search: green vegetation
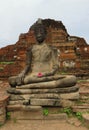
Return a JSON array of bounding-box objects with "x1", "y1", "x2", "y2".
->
[
  {"x1": 58, "y1": 107, "x2": 73, "y2": 117},
  {"x1": 77, "y1": 79, "x2": 87, "y2": 83},
  {"x1": 0, "y1": 67, "x2": 4, "y2": 71},
  {"x1": 13, "y1": 118, "x2": 17, "y2": 123},
  {"x1": 61, "y1": 107, "x2": 84, "y2": 121},
  {"x1": 43, "y1": 107, "x2": 84, "y2": 120},
  {"x1": 6, "y1": 112, "x2": 11, "y2": 120},
  {"x1": 0, "y1": 61, "x2": 14, "y2": 65},
  {"x1": 43, "y1": 108, "x2": 49, "y2": 116},
  {"x1": 0, "y1": 124, "x2": 3, "y2": 127},
  {"x1": 75, "y1": 112, "x2": 83, "y2": 121}
]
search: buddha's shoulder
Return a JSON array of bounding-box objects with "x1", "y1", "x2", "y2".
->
[{"x1": 47, "y1": 44, "x2": 57, "y2": 51}]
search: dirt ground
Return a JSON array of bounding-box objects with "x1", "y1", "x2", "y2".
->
[
  {"x1": 0, "y1": 119, "x2": 88, "y2": 130},
  {"x1": 0, "y1": 80, "x2": 89, "y2": 130}
]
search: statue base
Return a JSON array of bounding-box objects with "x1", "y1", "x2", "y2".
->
[{"x1": 7, "y1": 81, "x2": 79, "y2": 120}]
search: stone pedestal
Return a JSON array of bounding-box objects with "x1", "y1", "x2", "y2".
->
[{"x1": 7, "y1": 81, "x2": 79, "y2": 120}]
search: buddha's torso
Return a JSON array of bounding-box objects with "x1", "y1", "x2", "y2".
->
[{"x1": 29, "y1": 43, "x2": 53, "y2": 75}]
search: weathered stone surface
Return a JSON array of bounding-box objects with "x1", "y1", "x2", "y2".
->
[
  {"x1": 0, "y1": 113, "x2": 6, "y2": 125},
  {"x1": 22, "y1": 105, "x2": 42, "y2": 111},
  {"x1": 44, "y1": 113, "x2": 67, "y2": 120},
  {"x1": 30, "y1": 93, "x2": 60, "y2": 99},
  {"x1": 16, "y1": 75, "x2": 76, "y2": 88},
  {"x1": 30, "y1": 99, "x2": 60, "y2": 106},
  {"x1": 7, "y1": 104, "x2": 42, "y2": 111},
  {"x1": 8, "y1": 100, "x2": 27, "y2": 105},
  {"x1": 0, "y1": 93, "x2": 9, "y2": 125},
  {"x1": 8, "y1": 85, "x2": 79, "y2": 94},
  {"x1": 60, "y1": 99, "x2": 74, "y2": 107},
  {"x1": 72, "y1": 105, "x2": 89, "y2": 112},
  {"x1": 0, "y1": 106, "x2": 6, "y2": 115},
  {"x1": 16, "y1": 78, "x2": 64, "y2": 89},
  {"x1": 7, "y1": 104, "x2": 22, "y2": 111},
  {"x1": 67, "y1": 117, "x2": 82, "y2": 127},
  {"x1": 17, "y1": 93, "x2": 60, "y2": 99},
  {"x1": 10, "y1": 95, "x2": 25, "y2": 101},
  {"x1": 9, "y1": 106, "x2": 43, "y2": 120},
  {"x1": 82, "y1": 113, "x2": 89, "y2": 127},
  {"x1": 7, "y1": 88, "x2": 21, "y2": 94},
  {"x1": 21, "y1": 95, "x2": 30, "y2": 100},
  {"x1": 60, "y1": 91, "x2": 79, "y2": 100}
]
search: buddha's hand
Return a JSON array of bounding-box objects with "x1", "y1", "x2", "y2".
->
[
  {"x1": 42, "y1": 71, "x2": 54, "y2": 77},
  {"x1": 16, "y1": 73, "x2": 25, "y2": 85},
  {"x1": 37, "y1": 72, "x2": 43, "y2": 78}
]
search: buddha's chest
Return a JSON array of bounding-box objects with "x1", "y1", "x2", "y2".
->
[{"x1": 32, "y1": 44, "x2": 52, "y2": 62}]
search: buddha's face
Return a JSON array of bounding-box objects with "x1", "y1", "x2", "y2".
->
[{"x1": 34, "y1": 25, "x2": 46, "y2": 44}]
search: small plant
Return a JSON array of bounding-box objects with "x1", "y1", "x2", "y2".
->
[
  {"x1": 0, "y1": 123, "x2": 3, "y2": 127},
  {"x1": 63, "y1": 107, "x2": 73, "y2": 117},
  {"x1": 75, "y1": 112, "x2": 83, "y2": 121},
  {"x1": 43, "y1": 108, "x2": 49, "y2": 116},
  {"x1": 6, "y1": 112, "x2": 11, "y2": 120},
  {"x1": 13, "y1": 118, "x2": 17, "y2": 123}
]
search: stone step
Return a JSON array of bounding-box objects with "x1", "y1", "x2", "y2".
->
[
  {"x1": 7, "y1": 105, "x2": 68, "y2": 120},
  {"x1": 72, "y1": 104, "x2": 89, "y2": 112},
  {"x1": 80, "y1": 90, "x2": 89, "y2": 95},
  {"x1": 30, "y1": 99, "x2": 61, "y2": 106},
  {"x1": 9, "y1": 105, "x2": 43, "y2": 120},
  {"x1": 82, "y1": 113, "x2": 89, "y2": 127},
  {"x1": 43, "y1": 113, "x2": 67, "y2": 120}
]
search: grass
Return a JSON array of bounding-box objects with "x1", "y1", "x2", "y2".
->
[
  {"x1": 77, "y1": 79, "x2": 87, "y2": 83},
  {"x1": 0, "y1": 61, "x2": 14, "y2": 65}
]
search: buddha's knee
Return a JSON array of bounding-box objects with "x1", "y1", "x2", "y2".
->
[
  {"x1": 56, "y1": 75, "x2": 77, "y2": 87},
  {"x1": 24, "y1": 76, "x2": 30, "y2": 84},
  {"x1": 66, "y1": 75, "x2": 77, "y2": 84},
  {"x1": 8, "y1": 76, "x2": 17, "y2": 87}
]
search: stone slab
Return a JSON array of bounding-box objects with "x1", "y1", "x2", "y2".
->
[
  {"x1": 60, "y1": 91, "x2": 79, "y2": 100},
  {"x1": 72, "y1": 105, "x2": 89, "y2": 112},
  {"x1": 9, "y1": 105, "x2": 43, "y2": 120},
  {"x1": 7, "y1": 104, "x2": 22, "y2": 111},
  {"x1": 82, "y1": 113, "x2": 89, "y2": 127},
  {"x1": 29, "y1": 93, "x2": 60, "y2": 99},
  {"x1": 30, "y1": 99, "x2": 61, "y2": 106},
  {"x1": 44, "y1": 113, "x2": 67, "y2": 120},
  {"x1": 8, "y1": 100, "x2": 26, "y2": 105},
  {"x1": 10, "y1": 95, "x2": 24, "y2": 101},
  {"x1": 60, "y1": 99, "x2": 74, "y2": 107}
]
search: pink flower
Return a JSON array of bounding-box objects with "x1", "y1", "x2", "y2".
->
[{"x1": 37, "y1": 72, "x2": 43, "y2": 77}]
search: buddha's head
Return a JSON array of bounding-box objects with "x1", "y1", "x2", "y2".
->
[{"x1": 34, "y1": 18, "x2": 47, "y2": 44}]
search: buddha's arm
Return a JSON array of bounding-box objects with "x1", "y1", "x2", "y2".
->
[{"x1": 18, "y1": 47, "x2": 32, "y2": 78}]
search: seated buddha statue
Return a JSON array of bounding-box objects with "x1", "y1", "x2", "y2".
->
[{"x1": 8, "y1": 19, "x2": 77, "y2": 88}]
